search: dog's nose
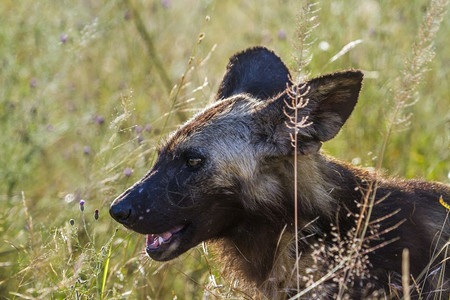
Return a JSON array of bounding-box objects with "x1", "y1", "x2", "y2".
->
[{"x1": 109, "y1": 199, "x2": 136, "y2": 225}]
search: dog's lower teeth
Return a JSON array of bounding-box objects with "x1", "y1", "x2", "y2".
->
[{"x1": 147, "y1": 226, "x2": 185, "y2": 250}]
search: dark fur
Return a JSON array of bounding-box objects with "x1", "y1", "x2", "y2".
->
[{"x1": 110, "y1": 47, "x2": 450, "y2": 299}]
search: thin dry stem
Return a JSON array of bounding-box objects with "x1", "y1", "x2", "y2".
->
[
  {"x1": 295, "y1": 1, "x2": 319, "y2": 81},
  {"x1": 125, "y1": 0, "x2": 173, "y2": 94},
  {"x1": 21, "y1": 191, "x2": 35, "y2": 254},
  {"x1": 285, "y1": 82, "x2": 312, "y2": 292},
  {"x1": 402, "y1": 248, "x2": 411, "y2": 300}
]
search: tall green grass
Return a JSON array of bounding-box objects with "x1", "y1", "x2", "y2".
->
[{"x1": 0, "y1": 0, "x2": 448, "y2": 298}]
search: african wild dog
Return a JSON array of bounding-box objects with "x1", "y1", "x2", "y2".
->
[{"x1": 110, "y1": 47, "x2": 449, "y2": 299}]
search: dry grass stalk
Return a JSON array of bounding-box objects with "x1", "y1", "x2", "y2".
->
[
  {"x1": 295, "y1": 1, "x2": 319, "y2": 81},
  {"x1": 284, "y1": 82, "x2": 312, "y2": 292},
  {"x1": 125, "y1": 0, "x2": 173, "y2": 94},
  {"x1": 402, "y1": 248, "x2": 411, "y2": 300},
  {"x1": 21, "y1": 191, "x2": 35, "y2": 254}
]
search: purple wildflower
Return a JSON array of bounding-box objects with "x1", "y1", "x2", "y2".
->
[
  {"x1": 161, "y1": 0, "x2": 172, "y2": 8},
  {"x1": 144, "y1": 124, "x2": 152, "y2": 132},
  {"x1": 124, "y1": 168, "x2": 133, "y2": 177},
  {"x1": 69, "y1": 219, "x2": 75, "y2": 226},
  {"x1": 124, "y1": 10, "x2": 131, "y2": 20},
  {"x1": 94, "y1": 209, "x2": 99, "y2": 220},
  {"x1": 30, "y1": 78, "x2": 37, "y2": 88},
  {"x1": 277, "y1": 29, "x2": 287, "y2": 40},
  {"x1": 95, "y1": 115, "x2": 105, "y2": 125},
  {"x1": 135, "y1": 125, "x2": 143, "y2": 134},
  {"x1": 79, "y1": 200, "x2": 85, "y2": 212},
  {"x1": 83, "y1": 146, "x2": 91, "y2": 155},
  {"x1": 60, "y1": 33, "x2": 68, "y2": 43}
]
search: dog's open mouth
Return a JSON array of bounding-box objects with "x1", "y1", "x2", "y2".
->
[{"x1": 146, "y1": 224, "x2": 186, "y2": 253}]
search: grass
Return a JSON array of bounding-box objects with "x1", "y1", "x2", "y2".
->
[{"x1": 0, "y1": 0, "x2": 448, "y2": 299}]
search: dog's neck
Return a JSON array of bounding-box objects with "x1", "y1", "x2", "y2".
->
[
  {"x1": 211, "y1": 153, "x2": 370, "y2": 297},
  {"x1": 212, "y1": 217, "x2": 293, "y2": 297}
]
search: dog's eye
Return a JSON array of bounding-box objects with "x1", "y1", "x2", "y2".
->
[{"x1": 187, "y1": 158, "x2": 202, "y2": 168}]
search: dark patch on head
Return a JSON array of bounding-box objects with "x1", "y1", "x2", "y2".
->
[{"x1": 162, "y1": 98, "x2": 236, "y2": 153}]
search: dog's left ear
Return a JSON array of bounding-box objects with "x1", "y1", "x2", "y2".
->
[
  {"x1": 300, "y1": 70, "x2": 363, "y2": 143},
  {"x1": 255, "y1": 70, "x2": 363, "y2": 156},
  {"x1": 216, "y1": 47, "x2": 291, "y2": 100}
]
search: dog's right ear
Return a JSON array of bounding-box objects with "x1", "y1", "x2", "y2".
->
[{"x1": 216, "y1": 47, "x2": 291, "y2": 100}]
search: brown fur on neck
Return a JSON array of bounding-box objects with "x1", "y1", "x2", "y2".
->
[{"x1": 209, "y1": 152, "x2": 358, "y2": 299}]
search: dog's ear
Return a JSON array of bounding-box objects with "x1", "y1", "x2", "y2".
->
[
  {"x1": 300, "y1": 70, "x2": 363, "y2": 143},
  {"x1": 216, "y1": 47, "x2": 291, "y2": 100},
  {"x1": 256, "y1": 70, "x2": 363, "y2": 156}
]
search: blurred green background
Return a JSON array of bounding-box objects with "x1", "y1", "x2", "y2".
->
[{"x1": 0, "y1": 0, "x2": 448, "y2": 298}]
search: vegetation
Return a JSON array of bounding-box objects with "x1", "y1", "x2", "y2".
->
[{"x1": 0, "y1": 0, "x2": 448, "y2": 298}]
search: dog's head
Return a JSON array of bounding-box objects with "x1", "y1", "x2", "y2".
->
[{"x1": 110, "y1": 47, "x2": 363, "y2": 261}]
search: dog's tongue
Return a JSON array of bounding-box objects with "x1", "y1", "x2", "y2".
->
[{"x1": 146, "y1": 225, "x2": 185, "y2": 250}]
